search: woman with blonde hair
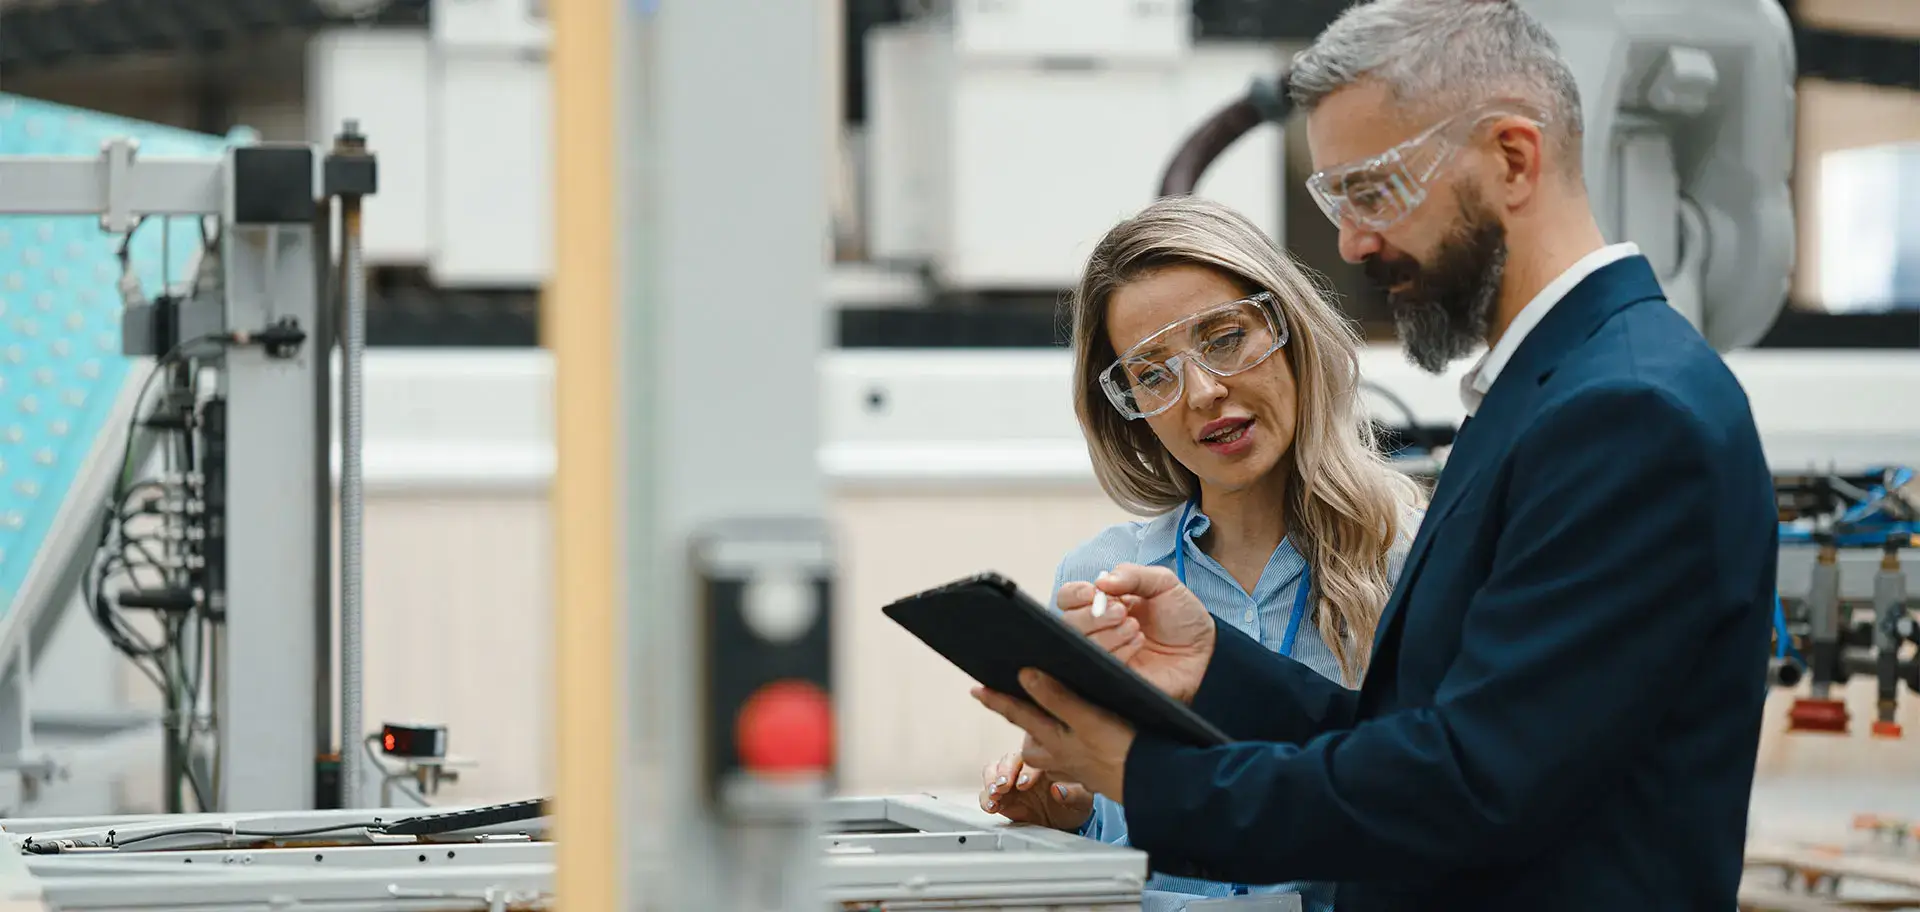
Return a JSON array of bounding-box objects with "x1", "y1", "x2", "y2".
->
[{"x1": 979, "y1": 196, "x2": 1425, "y2": 912}]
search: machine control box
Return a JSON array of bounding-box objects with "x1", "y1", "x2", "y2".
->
[{"x1": 691, "y1": 519, "x2": 836, "y2": 815}]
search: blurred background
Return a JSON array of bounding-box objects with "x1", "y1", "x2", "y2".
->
[{"x1": 0, "y1": 0, "x2": 1915, "y2": 817}]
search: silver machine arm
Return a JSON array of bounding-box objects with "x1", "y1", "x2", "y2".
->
[
  {"x1": 1544, "y1": 0, "x2": 1797, "y2": 352},
  {"x1": 1162, "y1": 0, "x2": 1798, "y2": 353}
]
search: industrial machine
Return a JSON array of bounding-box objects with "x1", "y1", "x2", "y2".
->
[
  {"x1": 1769, "y1": 468, "x2": 1920, "y2": 736},
  {"x1": 0, "y1": 0, "x2": 1855, "y2": 910},
  {"x1": 0, "y1": 96, "x2": 365, "y2": 818}
]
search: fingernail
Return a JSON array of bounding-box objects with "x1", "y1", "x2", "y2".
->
[
  {"x1": 1016, "y1": 772, "x2": 1030, "y2": 787},
  {"x1": 1053, "y1": 784, "x2": 1067, "y2": 800},
  {"x1": 985, "y1": 799, "x2": 996, "y2": 811},
  {"x1": 996, "y1": 776, "x2": 1007, "y2": 787}
]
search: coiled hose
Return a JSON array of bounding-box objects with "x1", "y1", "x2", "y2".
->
[{"x1": 1158, "y1": 69, "x2": 1296, "y2": 198}]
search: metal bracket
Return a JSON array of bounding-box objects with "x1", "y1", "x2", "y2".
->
[
  {"x1": 0, "y1": 637, "x2": 64, "y2": 812},
  {"x1": 386, "y1": 884, "x2": 543, "y2": 912},
  {"x1": 98, "y1": 139, "x2": 138, "y2": 235}
]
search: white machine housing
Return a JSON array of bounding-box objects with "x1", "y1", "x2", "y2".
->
[
  {"x1": 864, "y1": 2, "x2": 1288, "y2": 290},
  {"x1": 1548, "y1": 0, "x2": 1797, "y2": 352}
]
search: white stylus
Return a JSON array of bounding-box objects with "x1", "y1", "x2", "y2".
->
[{"x1": 1090, "y1": 570, "x2": 1110, "y2": 618}]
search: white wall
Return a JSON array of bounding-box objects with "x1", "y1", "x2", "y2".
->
[{"x1": 82, "y1": 346, "x2": 1910, "y2": 812}]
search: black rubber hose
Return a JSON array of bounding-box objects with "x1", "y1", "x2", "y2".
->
[
  {"x1": 1159, "y1": 98, "x2": 1266, "y2": 197},
  {"x1": 1158, "y1": 71, "x2": 1295, "y2": 198}
]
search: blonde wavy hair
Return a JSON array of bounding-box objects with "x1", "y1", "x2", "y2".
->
[{"x1": 1069, "y1": 196, "x2": 1426, "y2": 684}]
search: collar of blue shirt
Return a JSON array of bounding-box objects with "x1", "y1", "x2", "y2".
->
[{"x1": 1137, "y1": 503, "x2": 1209, "y2": 567}]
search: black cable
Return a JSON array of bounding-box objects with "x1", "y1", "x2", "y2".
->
[
  {"x1": 98, "y1": 332, "x2": 225, "y2": 591},
  {"x1": 101, "y1": 223, "x2": 232, "y2": 813},
  {"x1": 109, "y1": 821, "x2": 386, "y2": 849},
  {"x1": 115, "y1": 216, "x2": 149, "y2": 266},
  {"x1": 84, "y1": 335, "x2": 227, "y2": 723},
  {"x1": 1358, "y1": 379, "x2": 1421, "y2": 431},
  {"x1": 1159, "y1": 70, "x2": 1295, "y2": 198},
  {"x1": 88, "y1": 554, "x2": 164, "y2": 663},
  {"x1": 24, "y1": 796, "x2": 550, "y2": 853}
]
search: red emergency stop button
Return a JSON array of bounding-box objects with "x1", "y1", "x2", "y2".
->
[{"x1": 735, "y1": 679, "x2": 834, "y2": 774}]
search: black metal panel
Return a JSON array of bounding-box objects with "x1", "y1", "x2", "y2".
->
[
  {"x1": 835, "y1": 298, "x2": 1920, "y2": 351},
  {"x1": 1796, "y1": 26, "x2": 1920, "y2": 92},
  {"x1": 364, "y1": 286, "x2": 541, "y2": 348},
  {"x1": 1756, "y1": 308, "x2": 1920, "y2": 349},
  {"x1": 0, "y1": 0, "x2": 428, "y2": 72},
  {"x1": 1190, "y1": 0, "x2": 1349, "y2": 42},
  {"x1": 232, "y1": 145, "x2": 318, "y2": 223},
  {"x1": 838, "y1": 305, "x2": 1067, "y2": 348}
]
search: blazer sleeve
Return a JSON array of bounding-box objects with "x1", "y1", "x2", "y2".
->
[
  {"x1": 1187, "y1": 620, "x2": 1362, "y2": 744},
  {"x1": 1118, "y1": 383, "x2": 1744, "y2": 884}
]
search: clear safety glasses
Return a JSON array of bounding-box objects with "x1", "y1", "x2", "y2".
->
[
  {"x1": 1099, "y1": 293, "x2": 1289, "y2": 420},
  {"x1": 1304, "y1": 102, "x2": 1549, "y2": 233}
]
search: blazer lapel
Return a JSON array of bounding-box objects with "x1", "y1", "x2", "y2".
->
[
  {"x1": 1368, "y1": 406, "x2": 1500, "y2": 657},
  {"x1": 1367, "y1": 255, "x2": 1669, "y2": 658}
]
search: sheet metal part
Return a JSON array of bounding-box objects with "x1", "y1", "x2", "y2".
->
[{"x1": 0, "y1": 796, "x2": 1146, "y2": 910}]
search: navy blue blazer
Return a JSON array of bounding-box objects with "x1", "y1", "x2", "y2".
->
[{"x1": 1120, "y1": 255, "x2": 1778, "y2": 911}]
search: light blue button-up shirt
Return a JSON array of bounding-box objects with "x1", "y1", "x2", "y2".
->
[{"x1": 1051, "y1": 503, "x2": 1415, "y2": 912}]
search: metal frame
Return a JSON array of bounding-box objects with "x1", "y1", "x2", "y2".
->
[
  {"x1": 0, "y1": 139, "x2": 333, "y2": 813},
  {"x1": 0, "y1": 366, "x2": 164, "y2": 815},
  {"x1": 609, "y1": 1, "x2": 836, "y2": 909},
  {"x1": 216, "y1": 168, "x2": 325, "y2": 812},
  {"x1": 0, "y1": 796, "x2": 1146, "y2": 910}
]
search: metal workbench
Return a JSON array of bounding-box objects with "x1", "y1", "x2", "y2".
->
[{"x1": 0, "y1": 795, "x2": 1147, "y2": 910}]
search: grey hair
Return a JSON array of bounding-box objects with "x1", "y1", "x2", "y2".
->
[{"x1": 1287, "y1": 0, "x2": 1585, "y2": 173}]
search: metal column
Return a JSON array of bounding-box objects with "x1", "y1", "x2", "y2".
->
[
  {"x1": 549, "y1": 0, "x2": 832, "y2": 907},
  {"x1": 217, "y1": 145, "x2": 326, "y2": 810},
  {"x1": 217, "y1": 172, "x2": 323, "y2": 811}
]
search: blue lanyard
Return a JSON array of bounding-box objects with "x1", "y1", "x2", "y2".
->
[{"x1": 1174, "y1": 499, "x2": 1311, "y2": 657}]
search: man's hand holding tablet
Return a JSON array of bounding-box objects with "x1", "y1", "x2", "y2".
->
[{"x1": 969, "y1": 563, "x2": 1224, "y2": 804}]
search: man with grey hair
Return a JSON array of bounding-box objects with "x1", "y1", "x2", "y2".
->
[
  {"x1": 970, "y1": 0, "x2": 1778, "y2": 909},
  {"x1": 1290, "y1": 0, "x2": 1592, "y2": 377}
]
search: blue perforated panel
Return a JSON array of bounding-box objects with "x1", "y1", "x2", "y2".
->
[{"x1": 0, "y1": 95, "x2": 237, "y2": 615}]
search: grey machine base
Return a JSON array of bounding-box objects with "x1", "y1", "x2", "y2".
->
[{"x1": 0, "y1": 795, "x2": 1147, "y2": 910}]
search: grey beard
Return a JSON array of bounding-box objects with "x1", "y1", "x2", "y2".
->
[{"x1": 1395, "y1": 245, "x2": 1505, "y2": 375}]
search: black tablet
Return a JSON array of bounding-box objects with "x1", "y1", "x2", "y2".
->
[{"x1": 882, "y1": 571, "x2": 1230, "y2": 748}]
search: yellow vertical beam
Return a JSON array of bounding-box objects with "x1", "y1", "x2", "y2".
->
[{"x1": 548, "y1": 0, "x2": 619, "y2": 901}]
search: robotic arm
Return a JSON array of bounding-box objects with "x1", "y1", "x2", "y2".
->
[
  {"x1": 1547, "y1": 0, "x2": 1796, "y2": 351},
  {"x1": 1160, "y1": 0, "x2": 1797, "y2": 352}
]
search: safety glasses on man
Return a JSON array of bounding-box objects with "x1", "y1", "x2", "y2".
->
[
  {"x1": 1098, "y1": 292, "x2": 1290, "y2": 420},
  {"x1": 1305, "y1": 101, "x2": 1550, "y2": 233}
]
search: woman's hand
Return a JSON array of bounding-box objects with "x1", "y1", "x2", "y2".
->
[
  {"x1": 978, "y1": 744, "x2": 1094, "y2": 832},
  {"x1": 1054, "y1": 563, "x2": 1217, "y2": 704}
]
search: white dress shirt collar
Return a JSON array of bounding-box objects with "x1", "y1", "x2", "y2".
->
[{"x1": 1459, "y1": 242, "x2": 1641, "y2": 414}]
